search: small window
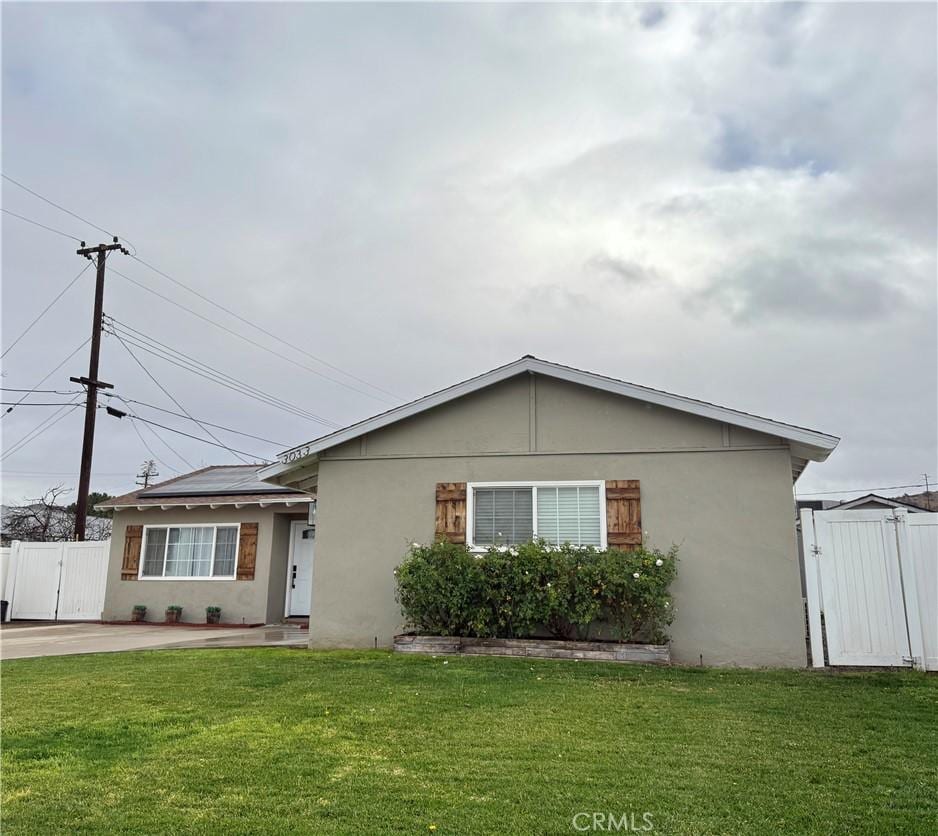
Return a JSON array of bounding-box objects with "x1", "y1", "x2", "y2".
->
[
  {"x1": 140, "y1": 525, "x2": 240, "y2": 579},
  {"x1": 469, "y1": 482, "x2": 604, "y2": 549}
]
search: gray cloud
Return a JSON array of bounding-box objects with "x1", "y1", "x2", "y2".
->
[
  {"x1": 690, "y1": 250, "x2": 910, "y2": 323},
  {"x1": 1, "y1": 2, "x2": 935, "y2": 502},
  {"x1": 584, "y1": 254, "x2": 665, "y2": 288}
]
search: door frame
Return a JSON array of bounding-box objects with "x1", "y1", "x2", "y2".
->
[{"x1": 283, "y1": 519, "x2": 313, "y2": 618}]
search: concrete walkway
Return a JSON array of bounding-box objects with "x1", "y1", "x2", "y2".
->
[{"x1": 0, "y1": 622, "x2": 308, "y2": 660}]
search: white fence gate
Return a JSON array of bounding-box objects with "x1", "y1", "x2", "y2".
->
[
  {"x1": 3, "y1": 540, "x2": 110, "y2": 622},
  {"x1": 801, "y1": 509, "x2": 937, "y2": 671}
]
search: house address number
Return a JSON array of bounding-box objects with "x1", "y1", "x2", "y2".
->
[{"x1": 279, "y1": 445, "x2": 311, "y2": 464}]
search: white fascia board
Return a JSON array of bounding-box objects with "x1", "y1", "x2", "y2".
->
[
  {"x1": 108, "y1": 497, "x2": 314, "y2": 511},
  {"x1": 260, "y1": 356, "x2": 840, "y2": 480}
]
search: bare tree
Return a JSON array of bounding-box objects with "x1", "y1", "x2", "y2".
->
[{"x1": 1, "y1": 486, "x2": 111, "y2": 543}]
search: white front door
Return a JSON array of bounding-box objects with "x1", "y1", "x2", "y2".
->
[{"x1": 287, "y1": 520, "x2": 314, "y2": 617}]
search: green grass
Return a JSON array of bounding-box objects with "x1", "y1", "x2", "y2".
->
[{"x1": 2, "y1": 650, "x2": 936, "y2": 835}]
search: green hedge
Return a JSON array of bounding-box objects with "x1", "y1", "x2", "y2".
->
[{"x1": 395, "y1": 539, "x2": 677, "y2": 643}]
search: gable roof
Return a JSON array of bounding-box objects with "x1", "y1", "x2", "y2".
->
[
  {"x1": 259, "y1": 356, "x2": 839, "y2": 483},
  {"x1": 827, "y1": 493, "x2": 928, "y2": 512},
  {"x1": 97, "y1": 465, "x2": 314, "y2": 511}
]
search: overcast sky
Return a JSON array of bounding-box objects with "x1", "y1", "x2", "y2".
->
[{"x1": 2, "y1": 2, "x2": 936, "y2": 505}]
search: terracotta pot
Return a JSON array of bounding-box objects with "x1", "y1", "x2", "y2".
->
[{"x1": 165, "y1": 609, "x2": 181, "y2": 624}]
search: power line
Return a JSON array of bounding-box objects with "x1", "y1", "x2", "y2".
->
[
  {"x1": 113, "y1": 412, "x2": 269, "y2": 462},
  {"x1": 107, "y1": 326, "x2": 329, "y2": 425},
  {"x1": 2, "y1": 470, "x2": 136, "y2": 476},
  {"x1": 2, "y1": 337, "x2": 91, "y2": 418},
  {"x1": 105, "y1": 393, "x2": 290, "y2": 447},
  {"x1": 795, "y1": 482, "x2": 928, "y2": 497},
  {"x1": 1, "y1": 397, "x2": 84, "y2": 461},
  {"x1": 1, "y1": 173, "x2": 137, "y2": 253},
  {"x1": 1, "y1": 402, "x2": 87, "y2": 407},
  {"x1": 1, "y1": 263, "x2": 93, "y2": 359},
  {"x1": 111, "y1": 331, "x2": 252, "y2": 464},
  {"x1": 104, "y1": 317, "x2": 338, "y2": 427},
  {"x1": 1, "y1": 388, "x2": 83, "y2": 394},
  {"x1": 132, "y1": 419, "x2": 185, "y2": 472},
  {"x1": 129, "y1": 254, "x2": 399, "y2": 402},
  {"x1": 117, "y1": 399, "x2": 188, "y2": 473},
  {"x1": 3, "y1": 174, "x2": 393, "y2": 401},
  {"x1": 1, "y1": 208, "x2": 83, "y2": 242},
  {"x1": 109, "y1": 319, "x2": 339, "y2": 427},
  {"x1": 110, "y1": 328, "x2": 330, "y2": 425},
  {"x1": 110, "y1": 265, "x2": 397, "y2": 406}
]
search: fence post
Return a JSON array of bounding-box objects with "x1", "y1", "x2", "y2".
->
[
  {"x1": 5, "y1": 541, "x2": 22, "y2": 622},
  {"x1": 892, "y1": 510, "x2": 926, "y2": 672},
  {"x1": 800, "y1": 509, "x2": 826, "y2": 668}
]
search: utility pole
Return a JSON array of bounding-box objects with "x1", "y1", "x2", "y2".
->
[
  {"x1": 136, "y1": 459, "x2": 159, "y2": 489},
  {"x1": 71, "y1": 238, "x2": 128, "y2": 540}
]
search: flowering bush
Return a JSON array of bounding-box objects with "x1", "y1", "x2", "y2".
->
[{"x1": 395, "y1": 539, "x2": 677, "y2": 643}]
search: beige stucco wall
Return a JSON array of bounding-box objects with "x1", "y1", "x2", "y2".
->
[
  {"x1": 102, "y1": 506, "x2": 302, "y2": 625},
  {"x1": 306, "y1": 373, "x2": 808, "y2": 667}
]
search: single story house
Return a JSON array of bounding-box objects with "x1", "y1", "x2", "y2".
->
[
  {"x1": 255, "y1": 355, "x2": 839, "y2": 667},
  {"x1": 98, "y1": 466, "x2": 315, "y2": 625},
  {"x1": 826, "y1": 493, "x2": 929, "y2": 512}
]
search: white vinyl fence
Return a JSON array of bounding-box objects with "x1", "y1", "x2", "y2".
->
[
  {"x1": 801, "y1": 509, "x2": 937, "y2": 671},
  {"x1": 2, "y1": 539, "x2": 110, "y2": 622},
  {"x1": 0, "y1": 547, "x2": 10, "y2": 603}
]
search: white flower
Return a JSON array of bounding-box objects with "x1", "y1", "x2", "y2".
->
[
  {"x1": 443, "y1": 660, "x2": 448, "y2": 665},
  {"x1": 411, "y1": 542, "x2": 420, "y2": 548},
  {"x1": 633, "y1": 572, "x2": 640, "y2": 579},
  {"x1": 664, "y1": 602, "x2": 670, "y2": 608},
  {"x1": 546, "y1": 582, "x2": 552, "y2": 588},
  {"x1": 655, "y1": 559, "x2": 664, "y2": 567},
  {"x1": 393, "y1": 569, "x2": 398, "y2": 575}
]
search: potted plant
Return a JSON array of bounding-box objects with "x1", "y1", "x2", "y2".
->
[
  {"x1": 131, "y1": 604, "x2": 147, "y2": 623},
  {"x1": 165, "y1": 605, "x2": 183, "y2": 624},
  {"x1": 205, "y1": 606, "x2": 221, "y2": 625}
]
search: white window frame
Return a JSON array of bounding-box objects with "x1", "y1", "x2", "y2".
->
[
  {"x1": 466, "y1": 480, "x2": 607, "y2": 552},
  {"x1": 139, "y1": 523, "x2": 241, "y2": 581}
]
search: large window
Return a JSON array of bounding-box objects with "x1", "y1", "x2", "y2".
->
[
  {"x1": 140, "y1": 525, "x2": 239, "y2": 579},
  {"x1": 468, "y1": 482, "x2": 605, "y2": 549}
]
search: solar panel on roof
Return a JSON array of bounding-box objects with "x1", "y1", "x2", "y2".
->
[{"x1": 141, "y1": 466, "x2": 295, "y2": 498}]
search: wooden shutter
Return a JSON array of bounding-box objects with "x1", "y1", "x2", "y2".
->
[
  {"x1": 236, "y1": 522, "x2": 259, "y2": 580},
  {"x1": 605, "y1": 480, "x2": 641, "y2": 551},
  {"x1": 435, "y1": 483, "x2": 467, "y2": 544},
  {"x1": 121, "y1": 525, "x2": 143, "y2": 580}
]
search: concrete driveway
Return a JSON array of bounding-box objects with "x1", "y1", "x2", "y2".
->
[{"x1": 0, "y1": 622, "x2": 308, "y2": 660}]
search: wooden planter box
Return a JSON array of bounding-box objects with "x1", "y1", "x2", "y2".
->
[{"x1": 394, "y1": 634, "x2": 670, "y2": 665}]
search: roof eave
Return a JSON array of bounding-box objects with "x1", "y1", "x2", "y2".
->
[
  {"x1": 103, "y1": 496, "x2": 315, "y2": 511},
  {"x1": 260, "y1": 356, "x2": 840, "y2": 480}
]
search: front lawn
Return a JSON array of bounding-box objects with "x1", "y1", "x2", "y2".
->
[{"x1": 2, "y1": 650, "x2": 936, "y2": 835}]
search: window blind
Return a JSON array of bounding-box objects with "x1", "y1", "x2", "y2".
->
[
  {"x1": 536, "y1": 486, "x2": 602, "y2": 547},
  {"x1": 473, "y1": 488, "x2": 534, "y2": 545}
]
